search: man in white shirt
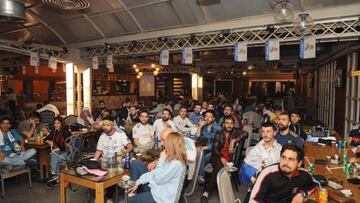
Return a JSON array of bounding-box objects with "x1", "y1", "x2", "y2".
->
[
  {"x1": 152, "y1": 109, "x2": 177, "y2": 139},
  {"x1": 240, "y1": 122, "x2": 282, "y2": 187},
  {"x1": 173, "y1": 106, "x2": 197, "y2": 136},
  {"x1": 133, "y1": 111, "x2": 154, "y2": 153},
  {"x1": 93, "y1": 116, "x2": 133, "y2": 160}
]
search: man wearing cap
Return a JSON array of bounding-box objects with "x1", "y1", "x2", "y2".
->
[{"x1": 93, "y1": 116, "x2": 133, "y2": 160}]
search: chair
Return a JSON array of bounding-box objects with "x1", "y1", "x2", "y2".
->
[
  {"x1": 0, "y1": 166, "x2": 32, "y2": 198},
  {"x1": 230, "y1": 133, "x2": 248, "y2": 191},
  {"x1": 175, "y1": 166, "x2": 187, "y2": 203},
  {"x1": 64, "y1": 115, "x2": 79, "y2": 126},
  {"x1": 217, "y1": 167, "x2": 241, "y2": 203},
  {"x1": 39, "y1": 110, "x2": 55, "y2": 126},
  {"x1": 183, "y1": 147, "x2": 204, "y2": 203},
  {"x1": 242, "y1": 124, "x2": 253, "y2": 150},
  {"x1": 65, "y1": 135, "x2": 84, "y2": 164}
]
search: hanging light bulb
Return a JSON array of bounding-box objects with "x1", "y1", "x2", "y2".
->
[
  {"x1": 293, "y1": 13, "x2": 315, "y2": 35},
  {"x1": 135, "y1": 68, "x2": 139, "y2": 73},
  {"x1": 132, "y1": 64, "x2": 137, "y2": 69},
  {"x1": 136, "y1": 75, "x2": 141, "y2": 79},
  {"x1": 139, "y1": 72, "x2": 143, "y2": 76},
  {"x1": 151, "y1": 63, "x2": 156, "y2": 68},
  {"x1": 153, "y1": 70, "x2": 159, "y2": 76},
  {"x1": 155, "y1": 67, "x2": 160, "y2": 71},
  {"x1": 242, "y1": 71, "x2": 247, "y2": 76},
  {"x1": 274, "y1": 0, "x2": 295, "y2": 22}
]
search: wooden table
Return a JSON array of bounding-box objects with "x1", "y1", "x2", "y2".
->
[
  {"x1": 304, "y1": 142, "x2": 359, "y2": 202},
  {"x1": 24, "y1": 142, "x2": 50, "y2": 179},
  {"x1": 60, "y1": 168, "x2": 128, "y2": 203}
]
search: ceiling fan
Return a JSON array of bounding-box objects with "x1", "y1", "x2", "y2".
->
[{"x1": 0, "y1": 0, "x2": 90, "y2": 23}]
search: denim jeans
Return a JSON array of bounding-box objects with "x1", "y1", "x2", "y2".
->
[
  {"x1": 130, "y1": 160, "x2": 148, "y2": 181},
  {"x1": 0, "y1": 148, "x2": 36, "y2": 167},
  {"x1": 50, "y1": 150, "x2": 66, "y2": 175},
  {"x1": 199, "y1": 151, "x2": 212, "y2": 177},
  {"x1": 119, "y1": 188, "x2": 155, "y2": 203}
]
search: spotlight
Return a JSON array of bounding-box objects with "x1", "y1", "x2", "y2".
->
[
  {"x1": 242, "y1": 71, "x2": 247, "y2": 76},
  {"x1": 266, "y1": 25, "x2": 275, "y2": 34},
  {"x1": 105, "y1": 42, "x2": 111, "y2": 49}
]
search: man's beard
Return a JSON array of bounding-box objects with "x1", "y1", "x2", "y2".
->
[
  {"x1": 162, "y1": 117, "x2": 169, "y2": 122},
  {"x1": 280, "y1": 165, "x2": 293, "y2": 175},
  {"x1": 278, "y1": 124, "x2": 288, "y2": 131},
  {"x1": 225, "y1": 127, "x2": 233, "y2": 133}
]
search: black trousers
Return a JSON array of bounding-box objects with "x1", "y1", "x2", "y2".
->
[{"x1": 204, "y1": 156, "x2": 223, "y2": 196}]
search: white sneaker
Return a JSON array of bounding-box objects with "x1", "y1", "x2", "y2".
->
[{"x1": 106, "y1": 199, "x2": 113, "y2": 203}]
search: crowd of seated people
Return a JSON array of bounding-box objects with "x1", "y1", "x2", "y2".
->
[{"x1": 1, "y1": 93, "x2": 359, "y2": 203}]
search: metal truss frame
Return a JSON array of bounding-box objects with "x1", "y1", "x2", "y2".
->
[
  {"x1": 80, "y1": 16, "x2": 360, "y2": 58},
  {"x1": 0, "y1": 39, "x2": 65, "y2": 59}
]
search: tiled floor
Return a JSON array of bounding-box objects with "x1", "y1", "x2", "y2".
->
[{"x1": 1, "y1": 175, "x2": 248, "y2": 203}]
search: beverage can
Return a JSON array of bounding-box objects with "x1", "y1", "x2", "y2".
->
[
  {"x1": 338, "y1": 141, "x2": 343, "y2": 149},
  {"x1": 345, "y1": 163, "x2": 353, "y2": 175},
  {"x1": 308, "y1": 163, "x2": 315, "y2": 175},
  {"x1": 343, "y1": 155, "x2": 348, "y2": 165},
  {"x1": 319, "y1": 188, "x2": 328, "y2": 203}
]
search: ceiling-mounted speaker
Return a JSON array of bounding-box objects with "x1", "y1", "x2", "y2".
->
[
  {"x1": 42, "y1": 0, "x2": 90, "y2": 10},
  {"x1": 0, "y1": 0, "x2": 27, "y2": 23}
]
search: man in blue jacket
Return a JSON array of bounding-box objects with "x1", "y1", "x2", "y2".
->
[{"x1": 0, "y1": 117, "x2": 36, "y2": 169}]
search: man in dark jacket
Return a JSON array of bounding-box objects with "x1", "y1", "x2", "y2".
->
[
  {"x1": 200, "y1": 116, "x2": 247, "y2": 203},
  {"x1": 289, "y1": 111, "x2": 307, "y2": 141}
]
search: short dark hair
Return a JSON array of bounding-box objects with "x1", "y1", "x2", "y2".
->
[
  {"x1": 223, "y1": 115, "x2": 235, "y2": 123},
  {"x1": 29, "y1": 111, "x2": 41, "y2": 120},
  {"x1": 204, "y1": 110, "x2": 216, "y2": 118},
  {"x1": 279, "y1": 112, "x2": 289, "y2": 117},
  {"x1": 193, "y1": 103, "x2": 202, "y2": 108},
  {"x1": 289, "y1": 111, "x2": 301, "y2": 116},
  {"x1": 280, "y1": 144, "x2": 304, "y2": 161},
  {"x1": 139, "y1": 110, "x2": 149, "y2": 116},
  {"x1": 223, "y1": 104, "x2": 233, "y2": 110},
  {"x1": 261, "y1": 122, "x2": 276, "y2": 131},
  {"x1": 179, "y1": 106, "x2": 188, "y2": 111},
  {"x1": 0, "y1": 117, "x2": 12, "y2": 124},
  {"x1": 273, "y1": 106, "x2": 282, "y2": 111},
  {"x1": 162, "y1": 108, "x2": 172, "y2": 115}
]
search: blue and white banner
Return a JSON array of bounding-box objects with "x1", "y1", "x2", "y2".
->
[
  {"x1": 30, "y1": 52, "x2": 39, "y2": 67},
  {"x1": 234, "y1": 42, "x2": 247, "y2": 62},
  {"x1": 265, "y1": 39, "x2": 280, "y2": 61},
  {"x1": 182, "y1": 48, "x2": 193, "y2": 64},
  {"x1": 92, "y1": 56, "x2": 98, "y2": 70},
  {"x1": 106, "y1": 55, "x2": 114, "y2": 72},
  {"x1": 300, "y1": 37, "x2": 316, "y2": 59},
  {"x1": 160, "y1": 50, "x2": 169, "y2": 66},
  {"x1": 48, "y1": 56, "x2": 57, "y2": 71}
]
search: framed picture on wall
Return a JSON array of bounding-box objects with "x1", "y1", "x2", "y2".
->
[{"x1": 335, "y1": 69, "x2": 343, "y2": 88}]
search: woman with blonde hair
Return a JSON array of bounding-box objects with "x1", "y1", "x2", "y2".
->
[{"x1": 125, "y1": 132, "x2": 187, "y2": 203}]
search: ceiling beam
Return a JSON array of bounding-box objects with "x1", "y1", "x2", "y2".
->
[
  {"x1": 26, "y1": 10, "x2": 67, "y2": 45},
  {"x1": 69, "y1": 3, "x2": 360, "y2": 48},
  {"x1": 83, "y1": 14, "x2": 106, "y2": 39},
  {"x1": 116, "y1": 0, "x2": 144, "y2": 33}
]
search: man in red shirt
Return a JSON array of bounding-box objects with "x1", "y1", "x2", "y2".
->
[{"x1": 201, "y1": 116, "x2": 246, "y2": 203}]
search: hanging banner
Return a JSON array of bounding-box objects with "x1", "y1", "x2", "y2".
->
[
  {"x1": 48, "y1": 56, "x2": 57, "y2": 70},
  {"x1": 182, "y1": 48, "x2": 193, "y2": 64},
  {"x1": 30, "y1": 52, "x2": 39, "y2": 67},
  {"x1": 160, "y1": 50, "x2": 169, "y2": 66},
  {"x1": 106, "y1": 55, "x2": 114, "y2": 72},
  {"x1": 92, "y1": 56, "x2": 98, "y2": 70},
  {"x1": 234, "y1": 42, "x2": 247, "y2": 62},
  {"x1": 300, "y1": 37, "x2": 316, "y2": 59},
  {"x1": 265, "y1": 39, "x2": 280, "y2": 61}
]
